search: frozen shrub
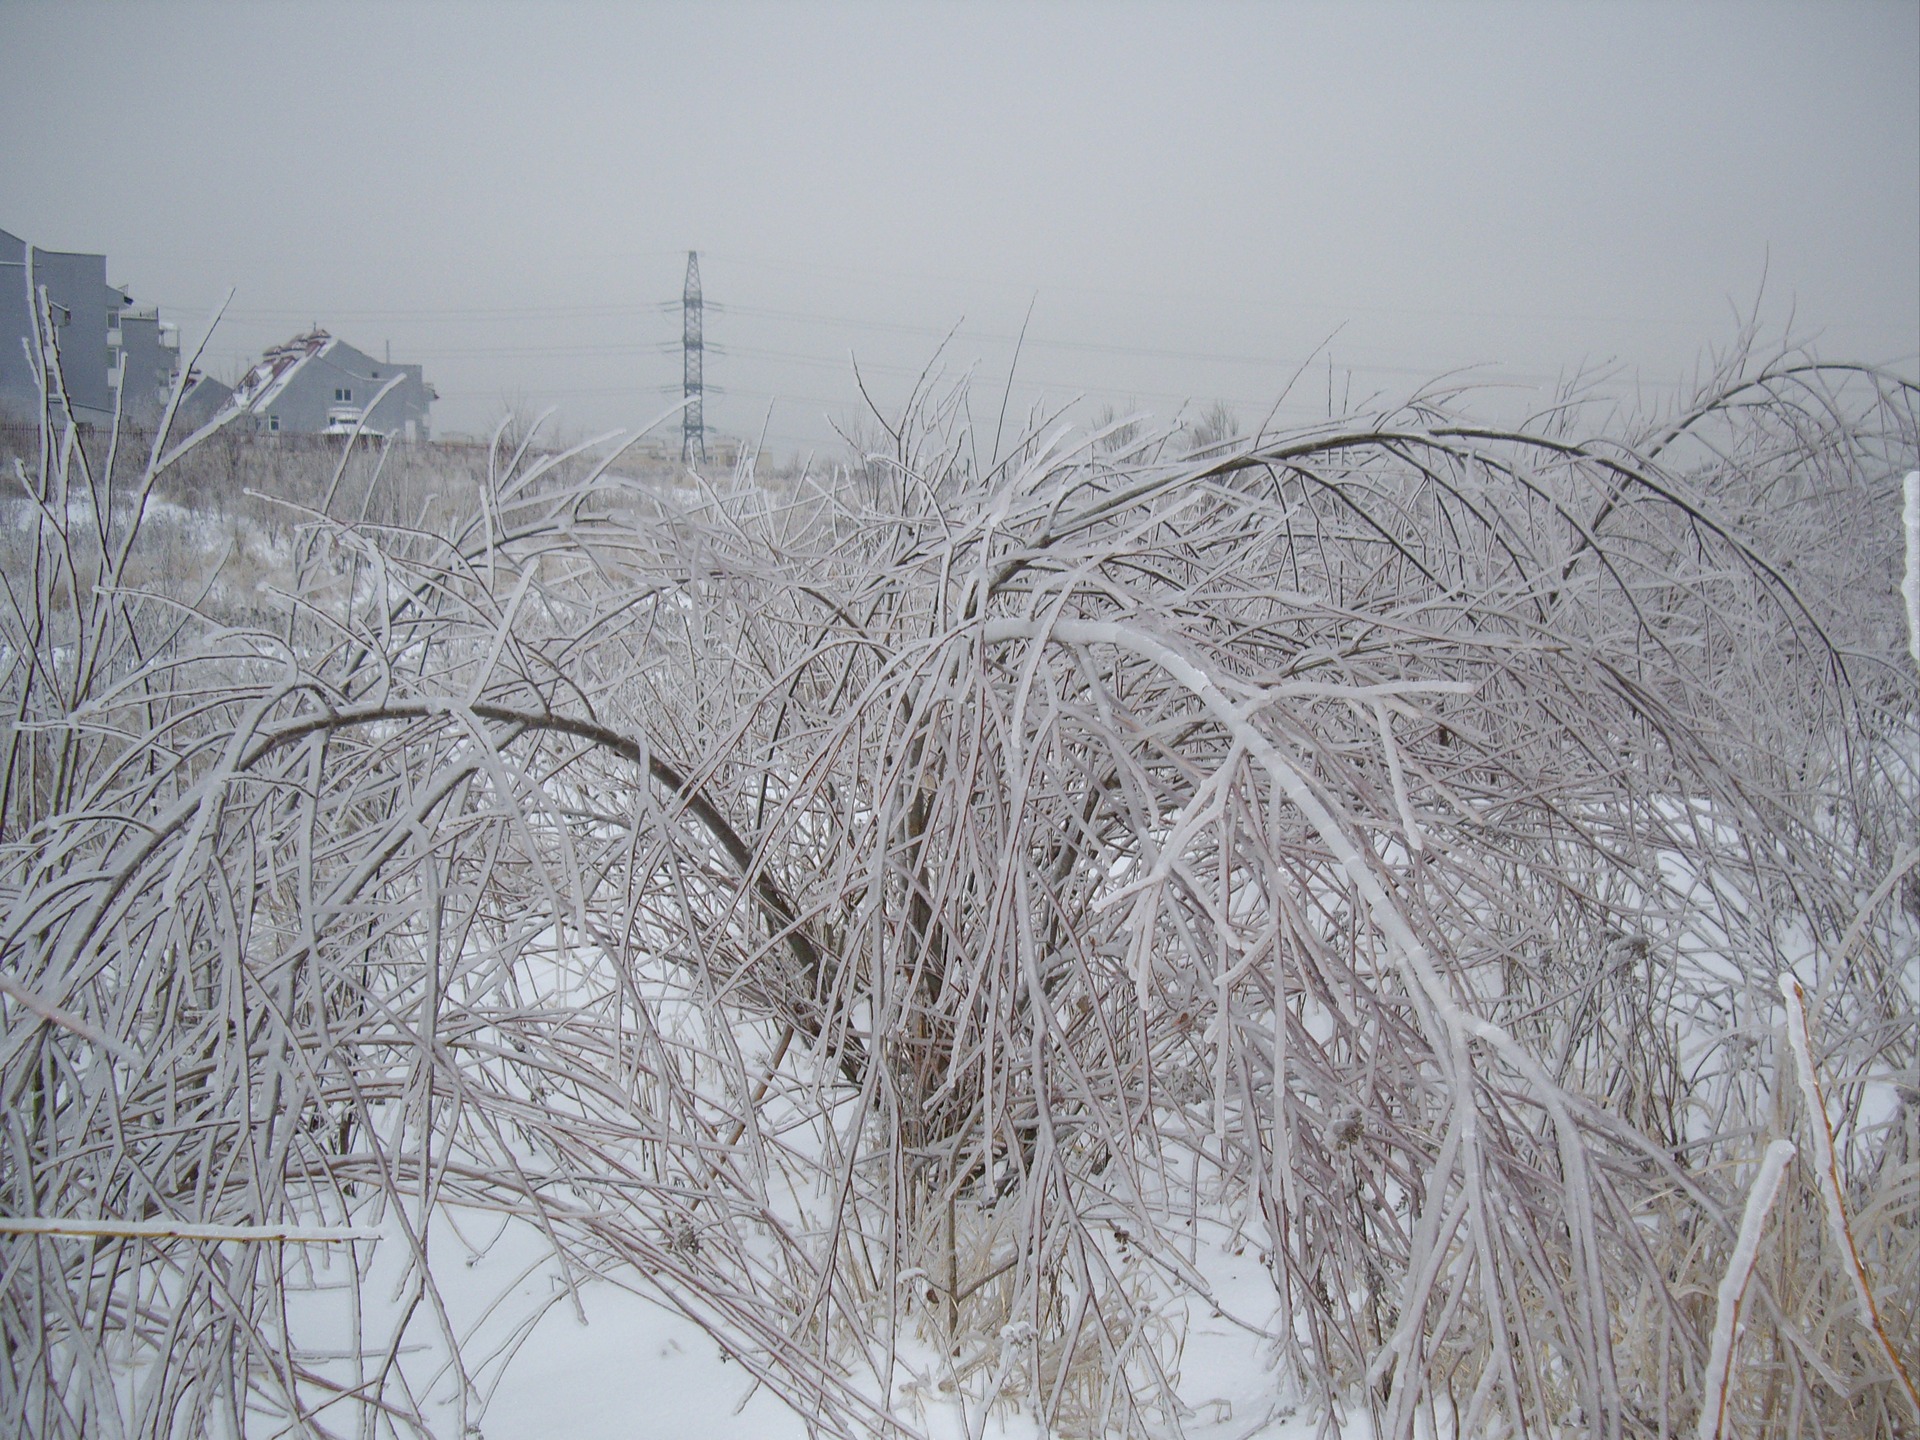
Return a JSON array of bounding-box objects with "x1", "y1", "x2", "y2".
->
[{"x1": 2, "y1": 327, "x2": 1916, "y2": 1437}]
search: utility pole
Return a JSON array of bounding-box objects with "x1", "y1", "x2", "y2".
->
[{"x1": 681, "y1": 251, "x2": 705, "y2": 465}]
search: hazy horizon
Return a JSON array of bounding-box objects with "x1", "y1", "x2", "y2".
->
[{"x1": 4, "y1": 0, "x2": 1916, "y2": 455}]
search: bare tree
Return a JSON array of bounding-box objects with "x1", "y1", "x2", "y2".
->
[{"x1": 1182, "y1": 399, "x2": 1239, "y2": 455}]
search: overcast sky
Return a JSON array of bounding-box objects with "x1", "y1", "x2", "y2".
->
[{"x1": 3, "y1": 0, "x2": 1916, "y2": 453}]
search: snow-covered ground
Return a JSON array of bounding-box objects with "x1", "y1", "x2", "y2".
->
[{"x1": 279, "y1": 1207, "x2": 1351, "y2": 1440}]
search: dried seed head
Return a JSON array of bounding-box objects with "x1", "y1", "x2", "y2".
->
[{"x1": 1326, "y1": 1105, "x2": 1364, "y2": 1151}]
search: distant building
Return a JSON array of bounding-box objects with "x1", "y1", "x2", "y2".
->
[
  {"x1": 623, "y1": 432, "x2": 743, "y2": 470},
  {"x1": 5, "y1": 228, "x2": 433, "y2": 441},
  {"x1": 2, "y1": 226, "x2": 114, "y2": 424},
  {"x1": 107, "y1": 290, "x2": 181, "y2": 424},
  {"x1": 218, "y1": 329, "x2": 434, "y2": 441},
  {"x1": 2, "y1": 225, "x2": 180, "y2": 426},
  {"x1": 173, "y1": 371, "x2": 233, "y2": 432}
]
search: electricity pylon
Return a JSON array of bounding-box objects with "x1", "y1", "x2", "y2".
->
[{"x1": 681, "y1": 251, "x2": 705, "y2": 465}]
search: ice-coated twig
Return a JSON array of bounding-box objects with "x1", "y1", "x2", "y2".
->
[
  {"x1": 0, "y1": 1217, "x2": 381, "y2": 1242},
  {"x1": 1903, "y1": 471, "x2": 1920, "y2": 668},
  {"x1": 1695, "y1": 1138, "x2": 1795, "y2": 1440},
  {"x1": 1780, "y1": 974, "x2": 1920, "y2": 1420}
]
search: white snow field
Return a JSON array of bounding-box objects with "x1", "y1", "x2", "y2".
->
[{"x1": 284, "y1": 1209, "x2": 1338, "y2": 1440}]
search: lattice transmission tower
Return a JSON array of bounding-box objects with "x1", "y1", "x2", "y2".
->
[{"x1": 680, "y1": 251, "x2": 705, "y2": 465}]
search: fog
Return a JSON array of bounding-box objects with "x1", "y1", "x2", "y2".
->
[{"x1": 3, "y1": 0, "x2": 1915, "y2": 452}]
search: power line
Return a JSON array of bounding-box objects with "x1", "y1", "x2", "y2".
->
[
  {"x1": 697, "y1": 247, "x2": 1775, "y2": 335},
  {"x1": 152, "y1": 300, "x2": 676, "y2": 324},
  {"x1": 164, "y1": 292, "x2": 1689, "y2": 395}
]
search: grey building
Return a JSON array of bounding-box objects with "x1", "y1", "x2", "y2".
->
[
  {"x1": 0, "y1": 227, "x2": 46, "y2": 421},
  {"x1": 173, "y1": 371, "x2": 233, "y2": 432},
  {"x1": 2, "y1": 226, "x2": 181, "y2": 427},
  {"x1": 1, "y1": 226, "x2": 115, "y2": 425},
  {"x1": 219, "y1": 329, "x2": 434, "y2": 441},
  {"x1": 107, "y1": 291, "x2": 181, "y2": 424}
]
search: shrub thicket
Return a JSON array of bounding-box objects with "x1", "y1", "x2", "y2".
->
[{"x1": 2, "y1": 337, "x2": 1916, "y2": 1438}]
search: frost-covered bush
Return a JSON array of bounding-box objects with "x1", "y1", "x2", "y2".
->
[{"x1": 2, "y1": 326, "x2": 1916, "y2": 1438}]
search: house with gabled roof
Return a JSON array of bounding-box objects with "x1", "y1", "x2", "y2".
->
[
  {"x1": 219, "y1": 328, "x2": 434, "y2": 441},
  {"x1": 172, "y1": 370, "x2": 232, "y2": 432}
]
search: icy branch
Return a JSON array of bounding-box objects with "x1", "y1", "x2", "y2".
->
[
  {"x1": 1904, "y1": 471, "x2": 1920, "y2": 668},
  {"x1": 1695, "y1": 1138, "x2": 1794, "y2": 1440},
  {"x1": 0, "y1": 1218, "x2": 381, "y2": 1243},
  {"x1": 1780, "y1": 974, "x2": 1920, "y2": 1419}
]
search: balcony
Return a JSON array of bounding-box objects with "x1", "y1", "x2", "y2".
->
[{"x1": 324, "y1": 405, "x2": 386, "y2": 438}]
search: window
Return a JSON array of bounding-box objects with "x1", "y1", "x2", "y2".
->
[
  {"x1": 334, "y1": 387, "x2": 353, "y2": 403},
  {"x1": 267, "y1": 414, "x2": 279, "y2": 433}
]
